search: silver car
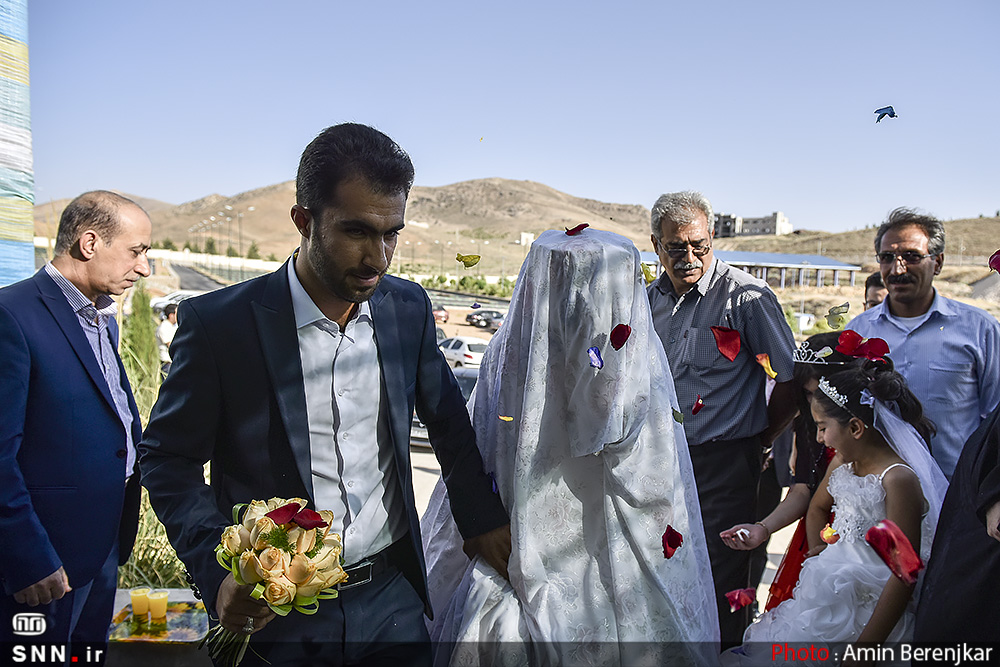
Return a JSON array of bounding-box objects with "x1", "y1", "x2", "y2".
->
[{"x1": 411, "y1": 366, "x2": 479, "y2": 447}]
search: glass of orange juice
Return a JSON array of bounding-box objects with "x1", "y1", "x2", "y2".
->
[
  {"x1": 147, "y1": 590, "x2": 169, "y2": 619},
  {"x1": 130, "y1": 588, "x2": 150, "y2": 618}
]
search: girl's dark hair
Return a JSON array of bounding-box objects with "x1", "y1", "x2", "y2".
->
[
  {"x1": 791, "y1": 332, "x2": 857, "y2": 489},
  {"x1": 813, "y1": 357, "x2": 936, "y2": 447}
]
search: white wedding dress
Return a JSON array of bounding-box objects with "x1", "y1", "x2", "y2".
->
[
  {"x1": 421, "y1": 229, "x2": 719, "y2": 666},
  {"x1": 727, "y1": 462, "x2": 922, "y2": 665}
]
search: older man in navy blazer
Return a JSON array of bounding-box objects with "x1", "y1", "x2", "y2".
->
[
  {"x1": 140, "y1": 124, "x2": 510, "y2": 666},
  {"x1": 0, "y1": 191, "x2": 149, "y2": 657}
]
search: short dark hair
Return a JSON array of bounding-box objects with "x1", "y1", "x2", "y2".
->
[
  {"x1": 295, "y1": 123, "x2": 415, "y2": 216},
  {"x1": 864, "y1": 272, "x2": 884, "y2": 291},
  {"x1": 164, "y1": 303, "x2": 177, "y2": 316},
  {"x1": 873, "y1": 207, "x2": 945, "y2": 256},
  {"x1": 54, "y1": 190, "x2": 144, "y2": 255}
]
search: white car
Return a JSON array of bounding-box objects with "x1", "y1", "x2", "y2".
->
[
  {"x1": 438, "y1": 336, "x2": 489, "y2": 368},
  {"x1": 150, "y1": 290, "x2": 203, "y2": 316}
]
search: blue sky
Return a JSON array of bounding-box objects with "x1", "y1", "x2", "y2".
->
[{"x1": 27, "y1": 0, "x2": 999, "y2": 232}]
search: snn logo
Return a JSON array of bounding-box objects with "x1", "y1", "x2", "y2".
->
[{"x1": 12, "y1": 613, "x2": 46, "y2": 636}]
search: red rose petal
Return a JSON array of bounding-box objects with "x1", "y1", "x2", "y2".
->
[
  {"x1": 835, "y1": 329, "x2": 863, "y2": 356},
  {"x1": 864, "y1": 519, "x2": 924, "y2": 586},
  {"x1": 292, "y1": 507, "x2": 328, "y2": 530},
  {"x1": 724, "y1": 587, "x2": 757, "y2": 612},
  {"x1": 265, "y1": 502, "x2": 300, "y2": 525},
  {"x1": 710, "y1": 326, "x2": 741, "y2": 362},
  {"x1": 836, "y1": 329, "x2": 889, "y2": 361},
  {"x1": 662, "y1": 525, "x2": 683, "y2": 559},
  {"x1": 565, "y1": 223, "x2": 589, "y2": 236},
  {"x1": 990, "y1": 250, "x2": 1000, "y2": 274},
  {"x1": 610, "y1": 324, "x2": 631, "y2": 350},
  {"x1": 692, "y1": 395, "x2": 705, "y2": 415}
]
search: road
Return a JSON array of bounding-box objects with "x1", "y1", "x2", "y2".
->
[{"x1": 171, "y1": 263, "x2": 226, "y2": 291}]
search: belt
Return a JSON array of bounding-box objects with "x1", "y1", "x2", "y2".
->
[{"x1": 336, "y1": 539, "x2": 407, "y2": 591}]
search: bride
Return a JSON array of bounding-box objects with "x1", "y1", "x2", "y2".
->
[{"x1": 421, "y1": 228, "x2": 719, "y2": 666}]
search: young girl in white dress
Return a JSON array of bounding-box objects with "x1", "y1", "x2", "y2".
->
[{"x1": 727, "y1": 358, "x2": 948, "y2": 664}]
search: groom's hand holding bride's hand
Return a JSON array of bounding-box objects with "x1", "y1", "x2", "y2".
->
[{"x1": 463, "y1": 523, "x2": 513, "y2": 581}]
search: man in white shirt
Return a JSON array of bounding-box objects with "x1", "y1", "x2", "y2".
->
[
  {"x1": 140, "y1": 124, "x2": 510, "y2": 665},
  {"x1": 156, "y1": 303, "x2": 177, "y2": 376}
]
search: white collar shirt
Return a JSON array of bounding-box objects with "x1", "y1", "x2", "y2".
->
[{"x1": 286, "y1": 261, "x2": 405, "y2": 564}]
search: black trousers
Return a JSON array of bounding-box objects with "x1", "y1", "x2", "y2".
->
[{"x1": 689, "y1": 436, "x2": 763, "y2": 649}]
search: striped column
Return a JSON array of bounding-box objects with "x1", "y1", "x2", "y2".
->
[{"x1": 0, "y1": 0, "x2": 33, "y2": 286}]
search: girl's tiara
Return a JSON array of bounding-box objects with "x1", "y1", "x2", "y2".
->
[
  {"x1": 792, "y1": 342, "x2": 849, "y2": 365},
  {"x1": 817, "y1": 377, "x2": 850, "y2": 409}
]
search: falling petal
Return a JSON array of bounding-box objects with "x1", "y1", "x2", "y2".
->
[
  {"x1": 662, "y1": 525, "x2": 683, "y2": 559},
  {"x1": 487, "y1": 472, "x2": 498, "y2": 493},
  {"x1": 692, "y1": 395, "x2": 705, "y2": 415},
  {"x1": 471, "y1": 302, "x2": 481, "y2": 309},
  {"x1": 865, "y1": 519, "x2": 923, "y2": 585},
  {"x1": 815, "y1": 346, "x2": 833, "y2": 358},
  {"x1": 672, "y1": 408, "x2": 684, "y2": 424},
  {"x1": 456, "y1": 253, "x2": 481, "y2": 268},
  {"x1": 565, "y1": 223, "x2": 589, "y2": 236},
  {"x1": 820, "y1": 524, "x2": 840, "y2": 545},
  {"x1": 725, "y1": 588, "x2": 757, "y2": 613},
  {"x1": 588, "y1": 346, "x2": 604, "y2": 369},
  {"x1": 610, "y1": 324, "x2": 631, "y2": 350},
  {"x1": 825, "y1": 302, "x2": 850, "y2": 329},
  {"x1": 710, "y1": 326, "x2": 741, "y2": 361},
  {"x1": 756, "y1": 353, "x2": 777, "y2": 379},
  {"x1": 498, "y1": 415, "x2": 514, "y2": 422},
  {"x1": 640, "y1": 263, "x2": 657, "y2": 285},
  {"x1": 990, "y1": 250, "x2": 1000, "y2": 274}
]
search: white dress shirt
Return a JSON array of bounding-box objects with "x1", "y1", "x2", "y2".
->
[{"x1": 287, "y1": 262, "x2": 406, "y2": 564}]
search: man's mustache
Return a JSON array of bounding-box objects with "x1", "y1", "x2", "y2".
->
[
  {"x1": 673, "y1": 260, "x2": 703, "y2": 271},
  {"x1": 887, "y1": 274, "x2": 917, "y2": 285}
]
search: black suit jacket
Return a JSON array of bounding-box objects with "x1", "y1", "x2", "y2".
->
[
  {"x1": 0, "y1": 269, "x2": 142, "y2": 596},
  {"x1": 139, "y1": 263, "x2": 507, "y2": 613}
]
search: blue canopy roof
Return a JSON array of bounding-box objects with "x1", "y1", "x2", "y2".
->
[{"x1": 639, "y1": 250, "x2": 860, "y2": 271}]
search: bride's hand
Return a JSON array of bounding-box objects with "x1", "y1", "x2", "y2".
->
[
  {"x1": 804, "y1": 544, "x2": 827, "y2": 559},
  {"x1": 986, "y1": 499, "x2": 1000, "y2": 543},
  {"x1": 719, "y1": 524, "x2": 766, "y2": 550}
]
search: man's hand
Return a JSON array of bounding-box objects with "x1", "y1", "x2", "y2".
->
[
  {"x1": 216, "y1": 573, "x2": 276, "y2": 635},
  {"x1": 986, "y1": 499, "x2": 1000, "y2": 543},
  {"x1": 13, "y1": 567, "x2": 71, "y2": 606},
  {"x1": 463, "y1": 523, "x2": 512, "y2": 581}
]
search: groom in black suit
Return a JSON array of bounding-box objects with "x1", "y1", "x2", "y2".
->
[{"x1": 140, "y1": 123, "x2": 510, "y2": 665}]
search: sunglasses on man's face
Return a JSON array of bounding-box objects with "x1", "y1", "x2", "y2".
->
[
  {"x1": 876, "y1": 251, "x2": 936, "y2": 265},
  {"x1": 659, "y1": 240, "x2": 712, "y2": 260}
]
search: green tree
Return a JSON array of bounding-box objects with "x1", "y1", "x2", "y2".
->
[
  {"x1": 266, "y1": 253, "x2": 279, "y2": 262},
  {"x1": 246, "y1": 241, "x2": 261, "y2": 259},
  {"x1": 118, "y1": 280, "x2": 187, "y2": 588},
  {"x1": 161, "y1": 238, "x2": 178, "y2": 251},
  {"x1": 204, "y1": 237, "x2": 218, "y2": 255},
  {"x1": 226, "y1": 245, "x2": 239, "y2": 257},
  {"x1": 183, "y1": 240, "x2": 201, "y2": 253}
]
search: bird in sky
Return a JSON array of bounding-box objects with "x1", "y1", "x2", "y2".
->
[{"x1": 874, "y1": 105, "x2": 897, "y2": 123}]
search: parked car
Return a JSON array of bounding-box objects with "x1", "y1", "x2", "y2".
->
[
  {"x1": 438, "y1": 336, "x2": 488, "y2": 368},
  {"x1": 465, "y1": 309, "x2": 505, "y2": 329},
  {"x1": 411, "y1": 366, "x2": 479, "y2": 447},
  {"x1": 150, "y1": 290, "x2": 203, "y2": 317},
  {"x1": 436, "y1": 326, "x2": 446, "y2": 342},
  {"x1": 486, "y1": 311, "x2": 505, "y2": 333},
  {"x1": 432, "y1": 304, "x2": 449, "y2": 323}
]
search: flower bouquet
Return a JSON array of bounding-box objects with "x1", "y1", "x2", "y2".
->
[{"x1": 201, "y1": 497, "x2": 347, "y2": 667}]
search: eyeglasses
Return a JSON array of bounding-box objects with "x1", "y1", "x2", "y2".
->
[
  {"x1": 875, "y1": 251, "x2": 936, "y2": 265},
  {"x1": 657, "y1": 239, "x2": 713, "y2": 260}
]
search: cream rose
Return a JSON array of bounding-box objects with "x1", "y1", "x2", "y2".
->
[
  {"x1": 238, "y1": 550, "x2": 264, "y2": 584},
  {"x1": 257, "y1": 546, "x2": 290, "y2": 575},
  {"x1": 249, "y1": 516, "x2": 277, "y2": 550},
  {"x1": 241, "y1": 500, "x2": 270, "y2": 531},
  {"x1": 285, "y1": 553, "x2": 317, "y2": 585},
  {"x1": 261, "y1": 574, "x2": 297, "y2": 606}
]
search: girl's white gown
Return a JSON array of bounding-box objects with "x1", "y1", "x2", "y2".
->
[
  {"x1": 421, "y1": 230, "x2": 720, "y2": 666},
  {"x1": 745, "y1": 463, "x2": 916, "y2": 645}
]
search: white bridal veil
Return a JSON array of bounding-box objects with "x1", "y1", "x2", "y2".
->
[{"x1": 421, "y1": 229, "x2": 719, "y2": 666}]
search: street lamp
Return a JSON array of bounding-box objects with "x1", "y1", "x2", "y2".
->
[{"x1": 224, "y1": 204, "x2": 256, "y2": 280}]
